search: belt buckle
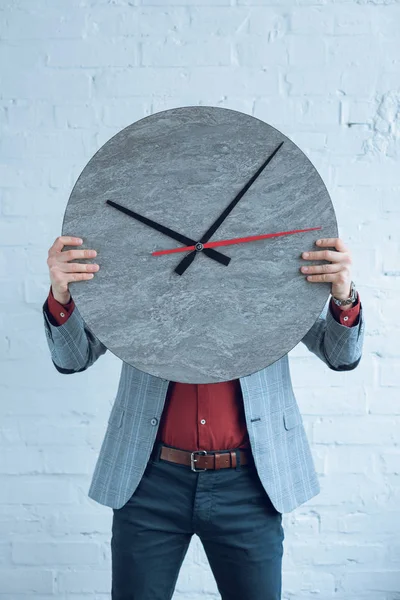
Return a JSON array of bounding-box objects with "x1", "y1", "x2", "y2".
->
[{"x1": 190, "y1": 450, "x2": 208, "y2": 472}]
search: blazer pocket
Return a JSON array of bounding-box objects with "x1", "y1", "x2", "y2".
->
[
  {"x1": 283, "y1": 404, "x2": 302, "y2": 430},
  {"x1": 107, "y1": 405, "x2": 125, "y2": 429}
]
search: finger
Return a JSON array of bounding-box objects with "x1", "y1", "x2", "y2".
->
[
  {"x1": 49, "y1": 267, "x2": 96, "y2": 286},
  {"x1": 57, "y1": 248, "x2": 97, "y2": 262},
  {"x1": 305, "y1": 273, "x2": 338, "y2": 283},
  {"x1": 316, "y1": 237, "x2": 348, "y2": 252},
  {"x1": 50, "y1": 236, "x2": 83, "y2": 254},
  {"x1": 300, "y1": 263, "x2": 342, "y2": 275},
  {"x1": 305, "y1": 270, "x2": 350, "y2": 283},
  {"x1": 302, "y1": 249, "x2": 345, "y2": 263},
  {"x1": 58, "y1": 262, "x2": 100, "y2": 274},
  {"x1": 64, "y1": 272, "x2": 96, "y2": 282}
]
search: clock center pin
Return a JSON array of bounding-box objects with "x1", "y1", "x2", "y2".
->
[{"x1": 195, "y1": 242, "x2": 204, "y2": 252}]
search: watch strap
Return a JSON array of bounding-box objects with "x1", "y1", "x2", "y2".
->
[{"x1": 331, "y1": 281, "x2": 357, "y2": 306}]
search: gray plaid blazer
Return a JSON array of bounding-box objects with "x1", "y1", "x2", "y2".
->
[{"x1": 43, "y1": 297, "x2": 364, "y2": 513}]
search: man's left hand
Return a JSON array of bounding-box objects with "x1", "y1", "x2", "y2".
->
[{"x1": 300, "y1": 237, "x2": 353, "y2": 301}]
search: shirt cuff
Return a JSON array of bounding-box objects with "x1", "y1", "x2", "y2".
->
[
  {"x1": 46, "y1": 285, "x2": 75, "y2": 326},
  {"x1": 329, "y1": 293, "x2": 361, "y2": 327}
]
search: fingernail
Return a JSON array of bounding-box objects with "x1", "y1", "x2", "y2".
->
[
  {"x1": 303, "y1": 252, "x2": 309, "y2": 258},
  {"x1": 302, "y1": 267, "x2": 308, "y2": 272}
]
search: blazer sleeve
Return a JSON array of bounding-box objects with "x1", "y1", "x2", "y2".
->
[
  {"x1": 300, "y1": 295, "x2": 365, "y2": 371},
  {"x1": 42, "y1": 293, "x2": 107, "y2": 374}
]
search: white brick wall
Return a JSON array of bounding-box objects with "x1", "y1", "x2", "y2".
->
[{"x1": 1, "y1": 1, "x2": 399, "y2": 598}]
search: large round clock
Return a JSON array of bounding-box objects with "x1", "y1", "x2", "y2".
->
[{"x1": 61, "y1": 106, "x2": 338, "y2": 383}]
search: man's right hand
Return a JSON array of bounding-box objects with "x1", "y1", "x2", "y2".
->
[{"x1": 47, "y1": 236, "x2": 100, "y2": 305}]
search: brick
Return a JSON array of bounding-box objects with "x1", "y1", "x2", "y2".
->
[
  {"x1": 0, "y1": 131, "x2": 89, "y2": 159},
  {"x1": 290, "y1": 131, "x2": 326, "y2": 151},
  {"x1": 333, "y1": 8, "x2": 373, "y2": 35},
  {"x1": 57, "y1": 569, "x2": 111, "y2": 593},
  {"x1": 341, "y1": 67, "x2": 380, "y2": 97},
  {"x1": 286, "y1": 67, "x2": 343, "y2": 96},
  {"x1": 288, "y1": 36, "x2": 326, "y2": 67},
  {"x1": 1, "y1": 70, "x2": 91, "y2": 101},
  {"x1": 326, "y1": 36, "x2": 379, "y2": 68},
  {"x1": 0, "y1": 478, "x2": 74, "y2": 504},
  {"x1": 86, "y1": 6, "x2": 189, "y2": 37},
  {"x1": 0, "y1": 163, "x2": 47, "y2": 188},
  {"x1": 12, "y1": 542, "x2": 101, "y2": 566},
  {"x1": 151, "y1": 96, "x2": 254, "y2": 116},
  {"x1": 368, "y1": 388, "x2": 400, "y2": 415},
  {"x1": 341, "y1": 571, "x2": 400, "y2": 593},
  {"x1": 94, "y1": 68, "x2": 192, "y2": 97},
  {"x1": 379, "y1": 359, "x2": 400, "y2": 386},
  {"x1": 47, "y1": 38, "x2": 139, "y2": 68},
  {"x1": 0, "y1": 220, "x2": 29, "y2": 246},
  {"x1": 95, "y1": 67, "x2": 278, "y2": 97},
  {"x1": 238, "y1": 0, "x2": 293, "y2": 5},
  {"x1": 290, "y1": 541, "x2": 384, "y2": 566},
  {"x1": 2, "y1": 100, "x2": 55, "y2": 130},
  {"x1": 314, "y1": 416, "x2": 400, "y2": 445},
  {"x1": 337, "y1": 512, "x2": 400, "y2": 536},
  {"x1": 294, "y1": 386, "x2": 367, "y2": 416},
  {"x1": 142, "y1": 39, "x2": 231, "y2": 67},
  {"x1": 285, "y1": 513, "x2": 320, "y2": 536},
  {"x1": 2, "y1": 189, "x2": 68, "y2": 217},
  {"x1": 326, "y1": 128, "x2": 372, "y2": 156},
  {"x1": 1, "y1": 446, "x2": 95, "y2": 475},
  {"x1": 236, "y1": 39, "x2": 288, "y2": 67},
  {"x1": 334, "y1": 161, "x2": 400, "y2": 186},
  {"x1": 189, "y1": 7, "x2": 252, "y2": 35},
  {"x1": 100, "y1": 98, "x2": 151, "y2": 128},
  {"x1": 370, "y1": 6, "x2": 400, "y2": 37},
  {"x1": 289, "y1": 8, "x2": 335, "y2": 34},
  {"x1": 379, "y1": 450, "x2": 400, "y2": 474},
  {"x1": 324, "y1": 445, "x2": 375, "y2": 474},
  {"x1": 247, "y1": 8, "x2": 289, "y2": 37},
  {"x1": 142, "y1": 0, "x2": 229, "y2": 4},
  {"x1": 49, "y1": 510, "x2": 111, "y2": 536},
  {"x1": 2, "y1": 9, "x2": 86, "y2": 39},
  {"x1": 0, "y1": 569, "x2": 54, "y2": 594},
  {"x1": 253, "y1": 97, "x2": 307, "y2": 126},
  {"x1": 283, "y1": 570, "x2": 335, "y2": 596},
  {"x1": 340, "y1": 98, "x2": 377, "y2": 125}
]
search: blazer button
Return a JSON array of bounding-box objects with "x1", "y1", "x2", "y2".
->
[{"x1": 150, "y1": 418, "x2": 158, "y2": 426}]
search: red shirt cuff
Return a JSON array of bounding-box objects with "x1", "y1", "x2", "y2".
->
[
  {"x1": 47, "y1": 286, "x2": 75, "y2": 326},
  {"x1": 330, "y1": 293, "x2": 361, "y2": 327}
]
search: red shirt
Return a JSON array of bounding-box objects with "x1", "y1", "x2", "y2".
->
[{"x1": 46, "y1": 286, "x2": 360, "y2": 451}]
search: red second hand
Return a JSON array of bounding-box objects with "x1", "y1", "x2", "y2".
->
[{"x1": 152, "y1": 226, "x2": 322, "y2": 256}]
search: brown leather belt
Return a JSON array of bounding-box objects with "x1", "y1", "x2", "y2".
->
[{"x1": 158, "y1": 445, "x2": 252, "y2": 472}]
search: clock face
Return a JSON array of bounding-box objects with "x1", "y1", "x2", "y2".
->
[{"x1": 62, "y1": 106, "x2": 337, "y2": 383}]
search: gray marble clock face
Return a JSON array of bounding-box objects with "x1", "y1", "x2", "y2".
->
[{"x1": 62, "y1": 106, "x2": 337, "y2": 383}]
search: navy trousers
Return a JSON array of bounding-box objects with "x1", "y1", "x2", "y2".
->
[{"x1": 111, "y1": 442, "x2": 284, "y2": 600}]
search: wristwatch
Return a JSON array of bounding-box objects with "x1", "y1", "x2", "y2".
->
[{"x1": 331, "y1": 280, "x2": 358, "y2": 307}]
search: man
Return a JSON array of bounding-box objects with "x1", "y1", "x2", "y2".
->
[{"x1": 43, "y1": 234, "x2": 364, "y2": 600}]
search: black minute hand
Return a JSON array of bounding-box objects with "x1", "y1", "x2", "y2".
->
[
  {"x1": 106, "y1": 200, "x2": 231, "y2": 266},
  {"x1": 174, "y1": 141, "x2": 284, "y2": 276}
]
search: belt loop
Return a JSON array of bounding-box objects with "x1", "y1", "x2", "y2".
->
[
  {"x1": 235, "y1": 449, "x2": 241, "y2": 471},
  {"x1": 152, "y1": 441, "x2": 162, "y2": 462}
]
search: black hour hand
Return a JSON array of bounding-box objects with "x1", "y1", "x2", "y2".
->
[{"x1": 106, "y1": 201, "x2": 231, "y2": 267}]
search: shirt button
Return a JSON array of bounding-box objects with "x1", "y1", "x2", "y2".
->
[
  {"x1": 150, "y1": 418, "x2": 158, "y2": 426},
  {"x1": 343, "y1": 316, "x2": 349, "y2": 322},
  {"x1": 200, "y1": 419, "x2": 206, "y2": 425},
  {"x1": 60, "y1": 312, "x2": 65, "y2": 318}
]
